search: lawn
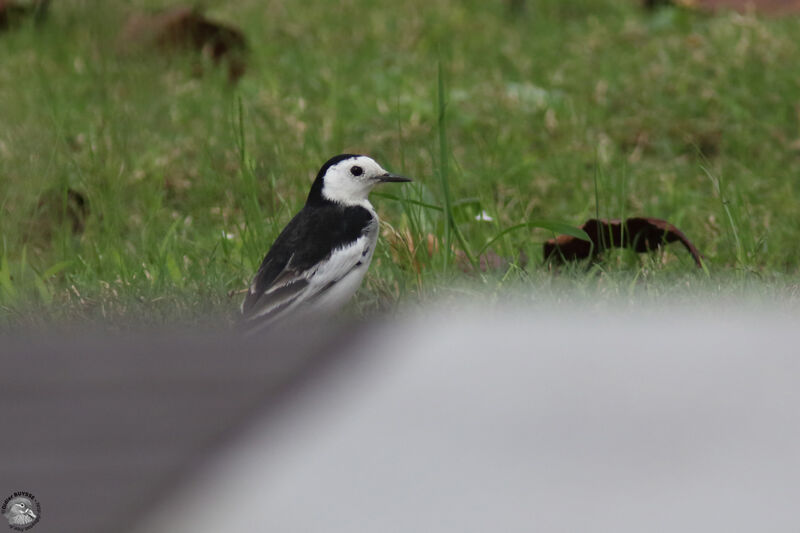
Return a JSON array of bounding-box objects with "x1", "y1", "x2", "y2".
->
[{"x1": 1, "y1": 0, "x2": 799, "y2": 326}]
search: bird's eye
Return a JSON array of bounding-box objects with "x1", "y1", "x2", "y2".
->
[{"x1": 350, "y1": 165, "x2": 363, "y2": 176}]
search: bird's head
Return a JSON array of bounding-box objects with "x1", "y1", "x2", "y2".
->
[
  {"x1": 307, "y1": 154, "x2": 411, "y2": 207},
  {"x1": 5, "y1": 498, "x2": 36, "y2": 525}
]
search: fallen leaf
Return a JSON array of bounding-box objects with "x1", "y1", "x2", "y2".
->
[
  {"x1": 0, "y1": 0, "x2": 48, "y2": 31},
  {"x1": 642, "y1": 0, "x2": 800, "y2": 14},
  {"x1": 543, "y1": 217, "x2": 704, "y2": 267},
  {"x1": 25, "y1": 188, "x2": 90, "y2": 246},
  {"x1": 119, "y1": 6, "x2": 247, "y2": 82},
  {"x1": 455, "y1": 249, "x2": 507, "y2": 274}
]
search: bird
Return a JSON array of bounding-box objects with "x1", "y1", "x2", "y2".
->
[
  {"x1": 3, "y1": 497, "x2": 37, "y2": 527},
  {"x1": 241, "y1": 154, "x2": 411, "y2": 330}
]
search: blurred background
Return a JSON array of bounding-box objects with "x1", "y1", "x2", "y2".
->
[{"x1": 1, "y1": 0, "x2": 799, "y2": 326}]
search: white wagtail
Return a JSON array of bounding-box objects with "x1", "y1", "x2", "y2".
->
[{"x1": 241, "y1": 154, "x2": 411, "y2": 329}]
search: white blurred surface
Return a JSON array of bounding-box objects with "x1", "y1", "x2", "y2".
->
[{"x1": 134, "y1": 306, "x2": 800, "y2": 533}]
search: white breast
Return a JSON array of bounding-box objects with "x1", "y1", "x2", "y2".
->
[{"x1": 305, "y1": 215, "x2": 379, "y2": 314}]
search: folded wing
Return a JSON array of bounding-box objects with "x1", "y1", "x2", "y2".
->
[{"x1": 241, "y1": 204, "x2": 375, "y2": 328}]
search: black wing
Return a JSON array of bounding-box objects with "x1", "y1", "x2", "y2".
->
[{"x1": 241, "y1": 204, "x2": 374, "y2": 321}]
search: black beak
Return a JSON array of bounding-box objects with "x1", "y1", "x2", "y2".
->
[{"x1": 377, "y1": 172, "x2": 412, "y2": 183}]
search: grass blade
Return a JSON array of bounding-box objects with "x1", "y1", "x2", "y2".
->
[
  {"x1": 437, "y1": 61, "x2": 453, "y2": 270},
  {"x1": 373, "y1": 192, "x2": 444, "y2": 212},
  {"x1": 436, "y1": 61, "x2": 477, "y2": 271},
  {"x1": 478, "y1": 220, "x2": 590, "y2": 257}
]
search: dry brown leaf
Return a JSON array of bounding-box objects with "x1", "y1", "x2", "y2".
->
[
  {"x1": 455, "y1": 249, "x2": 508, "y2": 274},
  {"x1": 119, "y1": 6, "x2": 247, "y2": 82},
  {"x1": 643, "y1": 0, "x2": 800, "y2": 14},
  {"x1": 543, "y1": 217, "x2": 704, "y2": 267},
  {"x1": 0, "y1": 0, "x2": 48, "y2": 30}
]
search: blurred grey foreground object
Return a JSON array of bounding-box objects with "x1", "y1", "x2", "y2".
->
[
  {"x1": 2, "y1": 306, "x2": 800, "y2": 533},
  {"x1": 0, "y1": 322, "x2": 354, "y2": 533}
]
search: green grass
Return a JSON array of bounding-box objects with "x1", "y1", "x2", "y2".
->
[{"x1": 1, "y1": 0, "x2": 799, "y2": 326}]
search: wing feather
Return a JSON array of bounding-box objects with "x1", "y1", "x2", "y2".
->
[
  {"x1": 241, "y1": 203, "x2": 376, "y2": 327},
  {"x1": 246, "y1": 278, "x2": 310, "y2": 320}
]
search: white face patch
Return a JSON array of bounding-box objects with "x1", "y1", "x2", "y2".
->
[{"x1": 321, "y1": 156, "x2": 389, "y2": 206}]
